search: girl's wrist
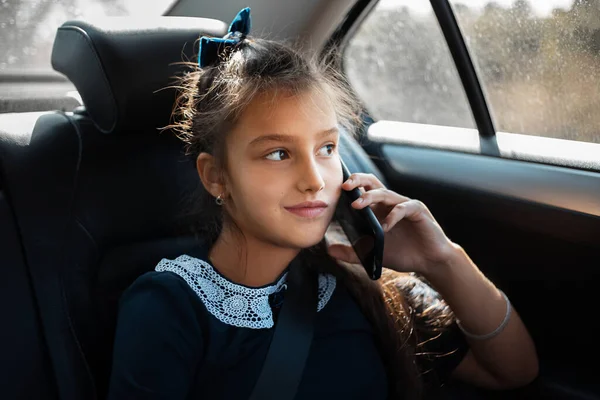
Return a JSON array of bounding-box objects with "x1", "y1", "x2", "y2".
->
[{"x1": 421, "y1": 242, "x2": 470, "y2": 285}]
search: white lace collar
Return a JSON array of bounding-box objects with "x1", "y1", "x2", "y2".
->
[{"x1": 155, "y1": 254, "x2": 336, "y2": 329}]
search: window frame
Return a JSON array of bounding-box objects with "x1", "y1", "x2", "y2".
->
[
  {"x1": 429, "y1": 0, "x2": 499, "y2": 156},
  {"x1": 0, "y1": 0, "x2": 179, "y2": 113},
  {"x1": 328, "y1": 0, "x2": 600, "y2": 172},
  {"x1": 326, "y1": 0, "x2": 498, "y2": 155}
]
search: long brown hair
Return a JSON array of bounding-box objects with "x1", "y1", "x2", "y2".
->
[{"x1": 168, "y1": 37, "x2": 453, "y2": 399}]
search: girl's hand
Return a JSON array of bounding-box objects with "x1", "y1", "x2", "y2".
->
[{"x1": 327, "y1": 173, "x2": 459, "y2": 275}]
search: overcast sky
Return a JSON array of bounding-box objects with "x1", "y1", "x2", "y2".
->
[{"x1": 379, "y1": 0, "x2": 576, "y2": 17}]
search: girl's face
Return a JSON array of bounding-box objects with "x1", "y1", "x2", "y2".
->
[{"x1": 222, "y1": 87, "x2": 343, "y2": 250}]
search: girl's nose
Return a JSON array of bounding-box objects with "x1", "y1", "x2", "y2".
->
[{"x1": 297, "y1": 158, "x2": 325, "y2": 193}]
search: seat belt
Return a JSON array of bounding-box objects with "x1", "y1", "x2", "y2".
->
[{"x1": 249, "y1": 258, "x2": 318, "y2": 400}]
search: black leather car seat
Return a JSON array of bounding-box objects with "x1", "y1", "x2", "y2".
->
[
  {"x1": 0, "y1": 17, "x2": 227, "y2": 400},
  {"x1": 0, "y1": 113, "x2": 60, "y2": 400}
]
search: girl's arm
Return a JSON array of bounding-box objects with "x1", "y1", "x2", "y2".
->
[
  {"x1": 328, "y1": 172, "x2": 539, "y2": 390},
  {"x1": 424, "y1": 245, "x2": 538, "y2": 389}
]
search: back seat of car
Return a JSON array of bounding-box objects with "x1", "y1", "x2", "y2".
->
[
  {"x1": 0, "y1": 113, "x2": 60, "y2": 399},
  {"x1": 0, "y1": 16, "x2": 385, "y2": 400},
  {"x1": 0, "y1": 17, "x2": 227, "y2": 400}
]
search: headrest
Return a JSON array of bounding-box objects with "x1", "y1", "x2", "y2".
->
[{"x1": 51, "y1": 17, "x2": 227, "y2": 134}]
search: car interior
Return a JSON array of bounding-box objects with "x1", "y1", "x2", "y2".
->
[{"x1": 1, "y1": 0, "x2": 599, "y2": 399}]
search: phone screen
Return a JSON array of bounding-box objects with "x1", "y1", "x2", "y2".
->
[{"x1": 333, "y1": 160, "x2": 384, "y2": 280}]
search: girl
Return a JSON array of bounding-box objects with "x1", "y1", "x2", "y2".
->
[{"x1": 107, "y1": 8, "x2": 538, "y2": 400}]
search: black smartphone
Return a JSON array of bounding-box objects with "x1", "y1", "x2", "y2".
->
[{"x1": 333, "y1": 159, "x2": 384, "y2": 280}]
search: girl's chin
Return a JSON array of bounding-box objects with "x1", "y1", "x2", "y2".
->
[
  {"x1": 298, "y1": 237, "x2": 326, "y2": 249},
  {"x1": 282, "y1": 229, "x2": 327, "y2": 250}
]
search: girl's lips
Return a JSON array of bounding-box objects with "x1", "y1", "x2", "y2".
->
[
  {"x1": 285, "y1": 206, "x2": 328, "y2": 218},
  {"x1": 284, "y1": 201, "x2": 329, "y2": 218}
]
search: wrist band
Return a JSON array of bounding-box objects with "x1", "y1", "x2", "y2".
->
[{"x1": 456, "y1": 290, "x2": 512, "y2": 340}]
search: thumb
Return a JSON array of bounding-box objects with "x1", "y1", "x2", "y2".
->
[{"x1": 327, "y1": 243, "x2": 361, "y2": 264}]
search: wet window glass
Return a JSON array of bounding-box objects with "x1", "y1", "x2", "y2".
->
[
  {"x1": 344, "y1": 0, "x2": 475, "y2": 130},
  {"x1": 451, "y1": 0, "x2": 600, "y2": 144},
  {"x1": 0, "y1": 0, "x2": 175, "y2": 71}
]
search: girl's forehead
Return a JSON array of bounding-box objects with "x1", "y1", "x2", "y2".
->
[{"x1": 233, "y1": 88, "x2": 338, "y2": 140}]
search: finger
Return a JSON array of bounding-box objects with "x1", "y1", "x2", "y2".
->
[
  {"x1": 342, "y1": 173, "x2": 385, "y2": 192},
  {"x1": 381, "y1": 200, "x2": 428, "y2": 231},
  {"x1": 327, "y1": 243, "x2": 361, "y2": 264},
  {"x1": 352, "y1": 188, "x2": 409, "y2": 209}
]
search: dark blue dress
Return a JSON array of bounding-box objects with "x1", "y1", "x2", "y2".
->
[{"x1": 107, "y1": 247, "x2": 468, "y2": 400}]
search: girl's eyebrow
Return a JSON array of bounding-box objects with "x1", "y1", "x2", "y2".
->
[{"x1": 249, "y1": 127, "x2": 339, "y2": 147}]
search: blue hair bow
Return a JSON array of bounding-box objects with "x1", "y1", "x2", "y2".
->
[{"x1": 198, "y1": 7, "x2": 252, "y2": 68}]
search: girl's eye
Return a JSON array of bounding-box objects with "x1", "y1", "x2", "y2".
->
[
  {"x1": 265, "y1": 149, "x2": 289, "y2": 161},
  {"x1": 317, "y1": 144, "x2": 336, "y2": 157}
]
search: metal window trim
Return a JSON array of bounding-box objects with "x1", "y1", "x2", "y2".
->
[{"x1": 429, "y1": 0, "x2": 499, "y2": 156}]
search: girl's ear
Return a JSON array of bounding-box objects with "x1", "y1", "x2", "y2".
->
[{"x1": 196, "y1": 152, "x2": 226, "y2": 198}]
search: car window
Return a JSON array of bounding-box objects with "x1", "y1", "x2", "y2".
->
[
  {"x1": 0, "y1": 0, "x2": 175, "y2": 72},
  {"x1": 450, "y1": 0, "x2": 600, "y2": 144},
  {"x1": 344, "y1": 0, "x2": 475, "y2": 130}
]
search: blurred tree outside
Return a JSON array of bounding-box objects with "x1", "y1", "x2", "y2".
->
[
  {"x1": 0, "y1": 0, "x2": 169, "y2": 71},
  {"x1": 345, "y1": 0, "x2": 600, "y2": 144}
]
